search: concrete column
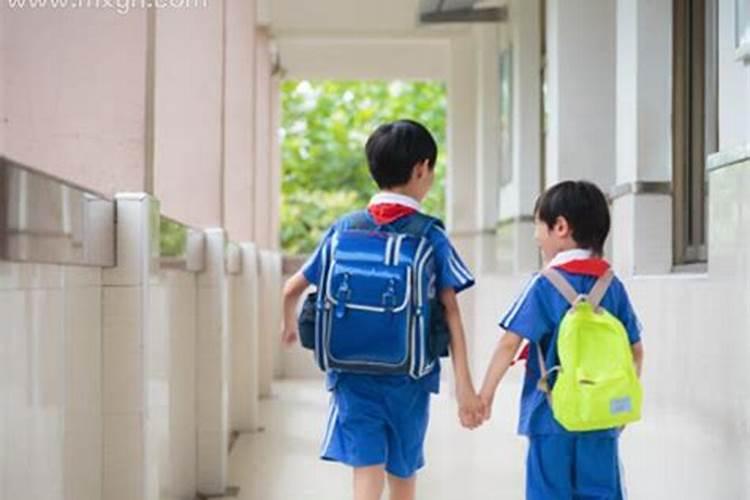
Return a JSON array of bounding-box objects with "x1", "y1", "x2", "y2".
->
[
  {"x1": 196, "y1": 229, "x2": 230, "y2": 495},
  {"x1": 224, "y1": 0, "x2": 257, "y2": 243},
  {"x1": 545, "y1": 0, "x2": 616, "y2": 189},
  {"x1": 101, "y1": 194, "x2": 161, "y2": 500},
  {"x1": 497, "y1": 0, "x2": 543, "y2": 274},
  {"x1": 447, "y1": 33, "x2": 479, "y2": 244},
  {"x1": 473, "y1": 25, "x2": 501, "y2": 273},
  {"x1": 269, "y1": 72, "x2": 283, "y2": 252},
  {"x1": 612, "y1": 0, "x2": 673, "y2": 275},
  {"x1": 253, "y1": 30, "x2": 274, "y2": 249},
  {"x1": 445, "y1": 32, "x2": 481, "y2": 393},
  {"x1": 153, "y1": 1, "x2": 224, "y2": 228}
]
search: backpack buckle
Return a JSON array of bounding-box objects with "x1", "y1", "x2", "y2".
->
[
  {"x1": 382, "y1": 279, "x2": 398, "y2": 313},
  {"x1": 336, "y1": 273, "x2": 352, "y2": 302}
]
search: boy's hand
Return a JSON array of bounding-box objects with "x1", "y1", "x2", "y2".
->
[
  {"x1": 457, "y1": 389, "x2": 485, "y2": 429},
  {"x1": 281, "y1": 272, "x2": 310, "y2": 348},
  {"x1": 478, "y1": 389, "x2": 494, "y2": 421},
  {"x1": 281, "y1": 323, "x2": 298, "y2": 347}
]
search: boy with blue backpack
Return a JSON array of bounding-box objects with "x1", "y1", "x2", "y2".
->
[
  {"x1": 281, "y1": 119, "x2": 484, "y2": 500},
  {"x1": 478, "y1": 181, "x2": 645, "y2": 500}
]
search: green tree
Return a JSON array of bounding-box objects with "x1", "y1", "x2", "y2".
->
[{"x1": 281, "y1": 80, "x2": 447, "y2": 254}]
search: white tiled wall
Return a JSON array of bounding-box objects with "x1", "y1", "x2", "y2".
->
[
  {"x1": 196, "y1": 229, "x2": 230, "y2": 496},
  {"x1": 149, "y1": 269, "x2": 199, "y2": 500},
  {"x1": 0, "y1": 197, "x2": 277, "y2": 500},
  {"x1": 0, "y1": 262, "x2": 102, "y2": 500},
  {"x1": 230, "y1": 243, "x2": 261, "y2": 432},
  {"x1": 102, "y1": 194, "x2": 158, "y2": 500},
  {"x1": 258, "y1": 251, "x2": 283, "y2": 396},
  {"x1": 162, "y1": 270, "x2": 198, "y2": 500}
]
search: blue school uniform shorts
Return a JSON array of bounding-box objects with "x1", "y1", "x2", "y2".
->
[
  {"x1": 526, "y1": 434, "x2": 627, "y2": 500},
  {"x1": 320, "y1": 373, "x2": 431, "y2": 479}
]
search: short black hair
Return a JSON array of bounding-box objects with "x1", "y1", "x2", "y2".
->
[
  {"x1": 365, "y1": 120, "x2": 438, "y2": 189},
  {"x1": 534, "y1": 180, "x2": 611, "y2": 255}
]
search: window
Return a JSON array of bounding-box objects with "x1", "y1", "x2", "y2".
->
[{"x1": 672, "y1": 0, "x2": 718, "y2": 265}]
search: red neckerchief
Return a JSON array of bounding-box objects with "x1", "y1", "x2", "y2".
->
[
  {"x1": 368, "y1": 203, "x2": 417, "y2": 225},
  {"x1": 511, "y1": 258, "x2": 611, "y2": 367},
  {"x1": 555, "y1": 258, "x2": 610, "y2": 277}
]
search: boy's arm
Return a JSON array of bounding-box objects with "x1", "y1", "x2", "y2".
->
[
  {"x1": 478, "y1": 331, "x2": 524, "y2": 420},
  {"x1": 281, "y1": 271, "x2": 311, "y2": 346},
  {"x1": 631, "y1": 341, "x2": 644, "y2": 377},
  {"x1": 440, "y1": 288, "x2": 484, "y2": 429}
]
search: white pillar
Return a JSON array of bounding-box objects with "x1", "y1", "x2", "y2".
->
[
  {"x1": 474, "y1": 24, "x2": 501, "y2": 273},
  {"x1": 447, "y1": 32, "x2": 479, "y2": 248},
  {"x1": 230, "y1": 242, "x2": 261, "y2": 432},
  {"x1": 102, "y1": 194, "x2": 161, "y2": 500},
  {"x1": 446, "y1": 32, "x2": 480, "y2": 394},
  {"x1": 196, "y1": 228, "x2": 230, "y2": 495},
  {"x1": 612, "y1": 0, "x2": 673, "y2": 275},
  {"x1": 497, "y1": 0, "x2": 543, "y2": 274},
  {"x1": 545, "y1": 0, "x2": 617, "y2": 189},
  {"x1": 257, "y1": 250, "x2": 282, "y2": 397}
]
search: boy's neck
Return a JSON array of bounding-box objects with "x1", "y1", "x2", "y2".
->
[
  {"x1": 547, "y1": 248, "x2": 594, "y2": 267},
  {"x1": 383, "y1": 187, "x2": 422, "y2": 203}
]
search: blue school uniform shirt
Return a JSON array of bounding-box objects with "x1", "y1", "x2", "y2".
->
[
  {"x1": 499, "y1": 255, "x2": 642, "y2": 437},
  {"x1": 302, "y1": 210, "x2": 475, "y2": 394}
]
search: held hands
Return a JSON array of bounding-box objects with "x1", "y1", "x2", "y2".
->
[
  {"x1": 478, "y1": 389, "x2": 494, "y2": 422},
  {"x1": 457, "y1": 386, "x2": 488, "y2": 430}
]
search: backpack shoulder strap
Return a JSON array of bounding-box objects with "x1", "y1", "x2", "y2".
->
[
  {"x1": 336, "y1": 210, "x2": 376, "y2": 232},
  {"x1": 587, "y1": 269, "x2": 615, "y2": 310},
  {"x1": 541, "y1": 268, "x2": 580, "y2": 306},
  {"x1": 394, "y1": 212, "x2": 444, "y2": 238},
  {"x1": 542, "y1": 266, "x2": 615, "y2": 311},
  {"x1": 536, "y1": 268, "x2": 575, "y2": 397}
]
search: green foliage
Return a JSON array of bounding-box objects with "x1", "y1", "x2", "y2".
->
[
  {"x1": 281, "y1": 80, "x2": 447, "y2": 254},
  {"x1": 160, "y1": 217, "x2": 188, "y2": 258}
]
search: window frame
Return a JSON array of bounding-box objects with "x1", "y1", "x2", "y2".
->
[{"x1": 672, "y1": 0, "x2": 718, "y2": 265}]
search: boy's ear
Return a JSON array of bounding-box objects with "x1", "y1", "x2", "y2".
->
[
  {"x1": 554, "y1": 216, "x2": 572, "y2": 236},
  {"x1": 413, "y1": 160, "x2": 430, "y2": 180}
]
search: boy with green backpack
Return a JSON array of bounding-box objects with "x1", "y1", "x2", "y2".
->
[{"x1": 478, "y1": 180, "x2": 644, "y2": 500}]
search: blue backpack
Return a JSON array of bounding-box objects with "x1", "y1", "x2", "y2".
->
[{"x1": 298, "y1": 210, "x2": 450, "y2": 379}]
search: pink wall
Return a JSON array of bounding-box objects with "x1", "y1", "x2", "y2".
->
[
  {"x1": 153, "y1": 1, "x2": 224, "y2": 228},
  {"x1": 2, "y1": 0, "x2": 281, "y2": 246},
  {"x1": 2, "y1": 6, "x2": 149, "y2": 195},
  {"x1": 223, "y1": 0, "x2": 257, "y2": 243}
]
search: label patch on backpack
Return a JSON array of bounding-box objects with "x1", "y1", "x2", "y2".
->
[{"x1": 610, "y1": 397, "x2": 632, "y2": 415}]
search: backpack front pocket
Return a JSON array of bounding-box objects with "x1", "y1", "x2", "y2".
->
[
  {"x1": 324, "y1": 261, "x2": 412, "y2": 369},
  {"x1": 552, "y1": 368, "x2": 642, "y2": 432}
]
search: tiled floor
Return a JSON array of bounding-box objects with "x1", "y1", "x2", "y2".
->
[{"x1": 228, "y1": 377, "x2": 527, "y2": 500}]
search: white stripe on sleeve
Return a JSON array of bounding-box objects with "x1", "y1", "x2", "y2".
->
[
  {"x1": 448, "y1": 257, "x2": 469, "y2": 285},
  {"x1": 500, "y1": 274, "x2": 540, "y2": 327},
  {"x1": 450, "y1": 250, "x2": 475, "y2": 281}
]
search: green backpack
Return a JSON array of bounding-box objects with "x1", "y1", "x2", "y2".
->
[{"x1": 537, "y1": 268, "x2": 643, "y2": 432}]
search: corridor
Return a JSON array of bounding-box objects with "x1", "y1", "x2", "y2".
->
[
  {"x1": 1, "y1": 0, "x2": 749, "y2": 499},
  {"x1": 228, "y1": 378, "x2": 525, "y2": 500}
]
